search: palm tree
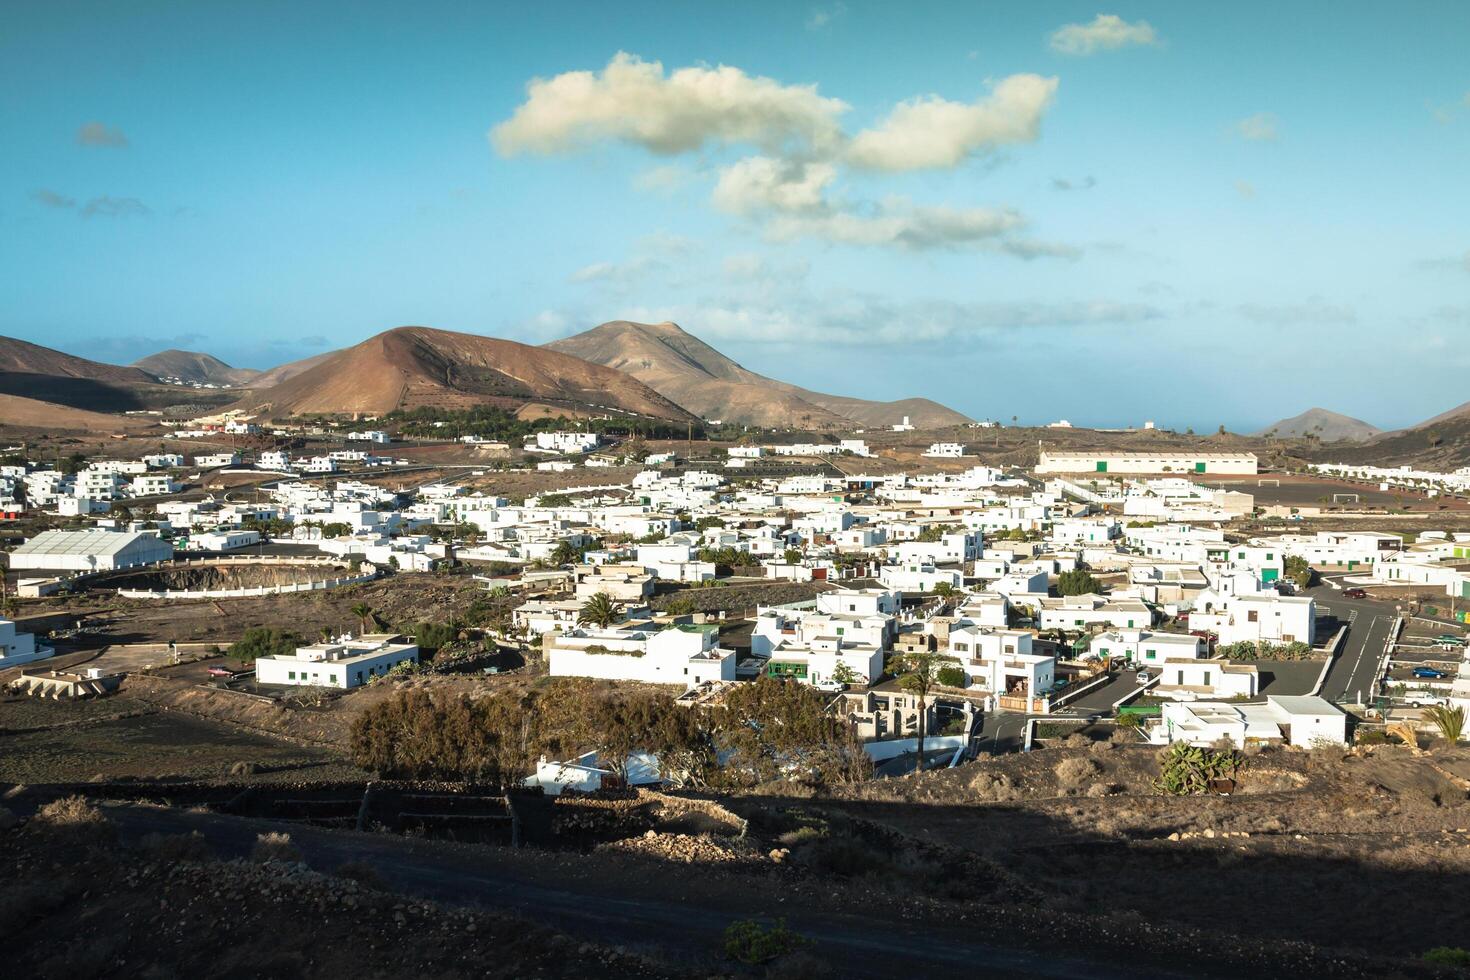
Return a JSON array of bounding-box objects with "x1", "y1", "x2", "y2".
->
[
  {"x1": 578, "y1": 591, "x2": 619, "y2": 629},
  {"x1": 888, "y1": 648, "x2": 958, "y2": 776},
  {"x1": 550, "y1": 539, "x2": 582, "y2": 567},
  {"x1": 350, "y1": 602, "x2": 375, "y2": 635},
  {"x1": 1424, "y1": 704, "x2": 1465, "y2": 743}
]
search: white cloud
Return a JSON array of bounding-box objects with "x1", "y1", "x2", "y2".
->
[
  {"x1": 1000, "y1": 238, "x2": 1083, "y2": 260},
  {"x1": 620, "y1": 295, "x2": 1161, "y2": 346},
  {"x1": 1235, "y1": 112, "x2": 1279, "y2": 141},
  {"x1": 846, "y1": 74, "x2": 1058, "y2": 172},
  {"x1": 767, "y1": 199, "x2": 1025, "y2": 249},
  {"x1": 806, "y1": 3, "x2": 846, "y2": 31},
  {"x1": 633, "y1": 164, "x2": 693, "y2": 193},
  {"x1": 76, "y1": 121, "x2": 129, "y2": 148},
  {"x1": 1236, "y1": 300, "x2": 1357, "y2": 326},
  {"x1": 492, "y1": 52, "x2": 848, "y2": 157},
  {"x1": 1049, "y1": 14, "x2": 1159, "y2": 55},
  {"x1": 495, "y1": 53, "x2": 1074, "y2": 256},
  {"x1": 712, "y1": 157, "x2": 836, "y2": 214}
]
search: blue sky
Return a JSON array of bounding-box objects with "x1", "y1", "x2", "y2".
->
[{"x1": 2, "y1": 1, "x2": 1467, "y2": 431}]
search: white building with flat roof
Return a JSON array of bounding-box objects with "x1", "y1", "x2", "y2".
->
[
  {"x1": 1150, "y1": 695, "x2": 1346, "y2": 748},
  {"x1": 1189, "y1": 593, "x2": 1316, "y2": 647},
  {"x1": 254, "y1": 635, "x2": 418, "y2": 689},
  {"x1": 1036, "y1": 451, "x2": 1258, "y2": 476},
  {"x1": 546, "y1": 623, "x2": 735, "y2": 688},
  {"x1": 0, "y1": 618, "x2": 54, "y2": 668}
]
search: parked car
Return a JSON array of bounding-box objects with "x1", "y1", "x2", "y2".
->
[
  {"x1": 1409, "y1": 696, "x2": 1448, "y2": 708},
  {"x1": 1343, "y1": 588, "x2": 1368, "y2": 599},
  {"x1": 1136, "y1": 670, "x2": 1154, "y2": 684},
  {"x1": 1411, "y1": 667, "x2": 1447, "y2": 679},
  {"x1": 1435, "y1": 634, "x2": 1464, "y2": 645}
]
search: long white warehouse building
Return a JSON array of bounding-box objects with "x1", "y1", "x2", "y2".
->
[
  {"x1": 7, "y1": 529, "x2": 174, "y2": 572},
  {"x1": 1036, "y1": 451, "x2": 1258, "y2": 476}
]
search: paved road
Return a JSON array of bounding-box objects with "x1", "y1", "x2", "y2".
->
[
  {"x1": 1308, "y1": 585, "x2": 1398, "y2": 703},
  {"x1": 1056, "y1": 669, "x2": 1144, "y2": 715},
  {"x1": 975, "y1": 711, "x2": 1030, "y2": 754},
  {"x1": 74, "y1": 802, "x2": 1154, "y2": 980}
]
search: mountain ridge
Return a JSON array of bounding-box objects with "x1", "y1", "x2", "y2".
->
[
  {"x1": 240, "y1": 325, "x2": 699, "y2": 421},
  {"x1": 132, "y1": 349, "x2": 260, "y2": 386},
  {"x1": 1256, "y1": 407, "x2": 1382, "y2": 442},
  {"x1": 545, "y1": 320, "x2": 972, "y2": 429}
]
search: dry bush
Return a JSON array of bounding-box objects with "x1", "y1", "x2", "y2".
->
[
  {"x1": 1055, "y1": 757, "x2": 1101, "y2": 788},
  {"x1": 1085, "y1": 782, "x2": 1116, "y2": 798},
  {"x1": 250, "y1": 831, "x2": 302, "y2": 864},
  {"x1": 1110, "y1": 727, "x2": 1137, "y2": 746},
  {"x1": 229, "y1": 761, "x2": 260, "y2": 776},
  {"x1": 1063, "y1": 732, "x2": 1091, "y2": 749},
  {"x1": 968, "y1": 771, "x2": 1021, "y2": 802},
  {"x1": 139, "y1": 831, "x2": 214, "y2": 863},
  {"x1": 32, "y1": 795, "x2": 112, "y2": 841}
]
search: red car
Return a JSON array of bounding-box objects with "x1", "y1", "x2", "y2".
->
[{"x1": 1343, "y1": 588, "x2": 1368, "y2": 599}]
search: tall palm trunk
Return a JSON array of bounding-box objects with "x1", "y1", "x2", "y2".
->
[{"x1": 914, "y1": 693, "x2": 926, "y2": 776}]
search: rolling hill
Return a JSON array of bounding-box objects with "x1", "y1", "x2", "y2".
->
[
  {"x1": 0, "y1": 336, "x2": 154, "y2": 385},
  {"x1": 545, "y1": 320, "x2": 971, "y2": 429},
  {"x1": 241, "y1": 326, "x2": 698, "y2": 420},
  {"x1": 1256, "y1": 407, "x2": 1382, "y2": 442},
  {"x1": 0, "y1": 335, "x2": 240, "y2": 414},
  {"x1": 132, "y1": 349, "x2": 260, "y2": 386}
]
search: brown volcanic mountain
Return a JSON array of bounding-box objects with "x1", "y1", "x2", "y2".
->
[
  {"x1": 545, "y1": 321, "x2": 972, "y2": 429},
  {"x1": 1256, "y1": 407, "x2": 1382, "y2": 442},
  {"x1": 0, "y1": 336, "x2": 154, "y2": 385},
  {"x1": 243, "y1": 326, "x2": 698, "y2": 420},
  {"x1": 0, "y1": 335, "x2": 240, "y2": 414},
  {"x1": 242, "y1": 351, "x2": 335, "y2": 389},
  {"x1": 132, "y1": 349, "x2": 260, "y2": 386}
]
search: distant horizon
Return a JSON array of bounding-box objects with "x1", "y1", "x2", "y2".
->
[
  {"x1": 5, "y1": 2, "x2": 1467, "y2": 434},
  {"x1": 12, "y1": 320, "x2": 1417, "y2": 436}
]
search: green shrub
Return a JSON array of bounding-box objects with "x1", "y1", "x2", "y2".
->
[
  {"x1": 230, "y1": 627, "x2": 298, "y2": 664},
  {"x1": 1156, "y1": 742, "x2": 1245, "y2": 795},
  {"x1": 936, "y1": 665, "x2": 967, "y2": 688},
  {"x1": 1424, "y1": 948, "x2": 1470, "y2": 967},
  {"x1": 412, "y1": 620, "x2": 458, "y2": 651},
  {"x1": 723, "y1": 918, "x2": 809, "y2": 965}
]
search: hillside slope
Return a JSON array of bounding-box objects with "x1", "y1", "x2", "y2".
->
[
  {"x1": 0, "y1": 393, "x2": 156, "y2": 433},
  {"x1": 546, "y1": 321, "x2": 971, "y2": 429},
  {"x1": 243, "y1": 326, "x2": 698, "y2": 420},
  {"x1": 0, "y1": 336, "x2": 154, "y2": 385},
  {"x1": 0, "y1": 335, "x2": 240, "y2": 414},
  {"x1": 1257, "y1": 407, "x2": 1382, "y2": 442},
  {"x1": 133, "y1": 349, "x2": 259, "y2": 386}
]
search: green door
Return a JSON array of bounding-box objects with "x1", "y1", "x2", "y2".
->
[
  {"x1": 1096, "y1": 461, "x2": 1108, "y2": 472},
  {"x1": 1194, "y1": 462, "x2": 1206, "y2": 473},
  {"x1": 1261, "y1": 568, "x2": 1278, "y2": 583}
]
